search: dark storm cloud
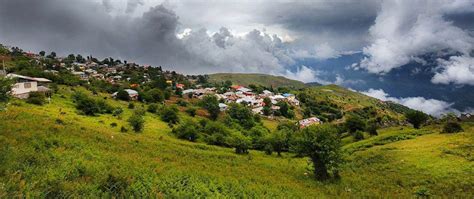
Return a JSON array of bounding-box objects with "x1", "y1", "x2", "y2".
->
[
  {"x1": 257, "y1": 0, "x2": 380, "y2": 50},
  {"x1": 0, "y1": 0, "x2": 299, "y2": 75}
]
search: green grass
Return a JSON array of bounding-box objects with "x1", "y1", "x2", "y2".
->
[
  {"x1": 209, "y1": 73, "x2": 307, "y2": 88},
  {"x1": 0, "y1": 87, "x2": 473, "y2": 197}
]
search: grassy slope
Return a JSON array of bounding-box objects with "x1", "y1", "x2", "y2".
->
[
  {"x1": 304, "y1": 84, "x2": 405, "y2": 120},
  {"x1": 0, "y1": 88, "x2": 473, "y2": 197},
  {"x1": 208, "y1": 73, "x2": 307, "y2": 88}
]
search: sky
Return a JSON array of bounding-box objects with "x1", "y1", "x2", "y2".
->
[{"x1": 0, "y1": 0, "x2": 473, "y2": 115}]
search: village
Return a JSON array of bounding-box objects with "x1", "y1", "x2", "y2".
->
[{"x1": 2, "y1": 50, "x2": 325, "y2": 128}]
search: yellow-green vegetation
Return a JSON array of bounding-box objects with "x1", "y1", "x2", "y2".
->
[
  {"x1": 0, "y1": 86, "x2": 473, "y2": 197},
  {"x1": 209, "y1": 73, "x2": 307, "y2": 88},
  {"x1": 300, "y1": 85, "x2": 409, "y2": 122}
]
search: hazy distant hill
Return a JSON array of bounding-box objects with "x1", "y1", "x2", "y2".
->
[{"x1": 208, "y1": 73, "x2": 307, "y2": 88}]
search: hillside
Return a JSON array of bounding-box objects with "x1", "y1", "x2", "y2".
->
[
  {"x1": 208, "y1": 73, "x2": 307, "y2": 88},
  {"x1": 0, "y1": 87, "x2": 473, "y2": 197}
]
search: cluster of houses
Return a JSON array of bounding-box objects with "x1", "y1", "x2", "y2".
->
[{"x1": 182, "y1": 85, "x2": 300, "y2": 115}]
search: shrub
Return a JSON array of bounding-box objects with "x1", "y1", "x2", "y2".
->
[
  {"x1": 345, "y1": 115, "x2": 366, "y2": 133},
  {"x1": 128, "y1": 102, "x2": 135, "y2": 109},
  {"x1": 72, "y1": 92, "x2": 100, "y2": 116},
  {"x1": 202, "y1": 122, "x2": 232, "y2": 146},
  {"x1": 26, "y1": 91, "x2": 46, "y2": 105},
  {"x1": 112, "y1": 108, "x2": 123, "y2": 117},
  {"x1": 147, "y1": 88, "x2": 164, "y2": 103},
  {"x1": 405, "y1": 110, "x2": 428, "y2": 129},
  {"x1": 352, "y1": 130, "x2": 365, "y2": 141},
  {"x1": 110, "y1": 122, "x2": 117, "y2": 127},
  {"x1": 147, "y1": 103, "x2": 159, "y2": 113},
  {"x1": 366, "y1": 121, "x2": 378, "y2": 136},
  {"x1": 161, "y1": 105, "x2": 179, "y2": 125},
  {"x1": 128, "y1": 110, "x2": 145, "y2": 132},
  {"x1": 116, "y1": 89, "x2": 130, "y2": 101},
  {"x1": 177, "y1": 99, "x2": 188, "y2": 107},
  {"x1": 120, "y1": 126, "x2": 128, "y2": 133},
  {"x1": 172, "y1": 120, "x2": 200, "y2": 141},
  {"x1": 185, "y1": 107, "x2": 197, "y2": 117},
  {"x1": 442, "y1": 122, "x2": 463, "y2": 134}
]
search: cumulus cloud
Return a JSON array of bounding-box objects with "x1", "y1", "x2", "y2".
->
[
  {"x1": 291, "y1": 43, "x2": 341, "y2": 59},
  {"x1": 361, "y1": 88, "x2": 457, "y2": 116},
  {"x1": 359, "y1": 0, "x2": 474, "y2": 75},
  {"x1": 432, "y1": 55, "x2": 474, "y2": 85},
  {"x1": 0, "y1": 0, "x2": 306, "y2": 76},
  {"x1": 125, "y1": 0, "x2": 144, "y2": 14},
  {"x1": 284, "y1": 66, "x2": 321, "y2": 83}
]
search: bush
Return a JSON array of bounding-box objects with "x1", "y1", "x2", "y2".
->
[
  {"x1": 345, "y1": 115, "x2": 366, "y2": 133},
  {"x1": 116, "y1": 89, "x2": 130, "y2": 101},
  {"x1": 366, "y1": 121, "x2": 378, "y2": 136},
  {"x1": 442, "y1": 122, "x2": 463, "y2": 134},
  {"x1": 120, "y1": 126, "x2": 128, "y2": 133},
  {"x1": 352, "y1": 130, "x2": 365, "y2": 141},
  {"x1": 161, "y1": 105, "x2": 179, "y2": 125},
  {"x1": 72, "y1": 92, "x2": 113, "y2": 116},
  {"x1": 202, "y1": 122, "x2": 232, "y2": 146},
  {"x1": 185, "y1": 107, "x2": 197, "y2": 117},
  {"x1": 128, "y1": 102, "x2": 135, "y2": 109},
  {"x1": 172, "y1": 120, "x2": 200, "y2": 141},
  {"x1": 147, "y1": 103, "x2": 159, "y2": 113},
  {"x1": 26, "y1": 91, "x2": 46, "y2": 105},
  {"x1": 127, "y1": 111, "x2": 145, "y2": 133},
  {"x1": 112, "y1": 108, "x2": 123, "y2": 117},
  {"x1": 110, "y1": 122, "x2": 117, "y2": 127},
  {"x1": 227, "y1": 103, "x2": 255, "y2": 129},
  {"x1": 177, "y1": 99, "x2": 188, "y2": 107},
  {"x1": 405, "y1": 110, "x2": 428, "y2": 129},
  {"x1": 147, "y1": 88, "x2": 164, "y2": 103}
]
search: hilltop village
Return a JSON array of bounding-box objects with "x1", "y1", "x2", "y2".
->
[{"x1": 2, "y1": 47, "x2": 321, "y2": 127}]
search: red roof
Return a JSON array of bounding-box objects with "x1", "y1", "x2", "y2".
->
[{"x1": 231, "y1": 85, "x2": 243, "y2": 90}]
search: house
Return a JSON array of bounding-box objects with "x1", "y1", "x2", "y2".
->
[
  {"x1": 72, "y1": 71, "x2": 88, "y2": 80},
  {"x1": 219, "y1": 103, "x2": 228, "y2": 111},
  {"x1": 7, "y1": 73, "x2": 51, "y2": 99},
  {"x1": 176, "y1": 83, "x2": 185, "y2": 89},
  {"x1": 112, "y1": 89, "x2": 139, "y2": 100},
  {"x1": 460, "y1": 113, "x2": 474, "y2": 122},
  {"x1": 252, "y1": 107, "x2": 263, "y2": 114},
  {"x1": 299, "y1": 117, "x2": 322, "y2": 128}
]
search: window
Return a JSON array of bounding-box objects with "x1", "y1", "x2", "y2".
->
[{"x1": 24, "y1": 82, "x2": 31, "y2": 89}]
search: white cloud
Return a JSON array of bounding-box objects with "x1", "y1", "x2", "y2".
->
[
  {"x1": 361, "y1": 88, "x2": 457, "y2": 116},
  {"x1": 283, "y1": 65, "x2": 322, "y2": 83},
  {"x1": 291, "y1": 43, "x2": 341, "y2": 60},
  {"x1": 432, "y1": 55, "x2": 474, "y2": 85},
  {"x1": 359, "y1": 0, "x2": 474, "y2": 74}
]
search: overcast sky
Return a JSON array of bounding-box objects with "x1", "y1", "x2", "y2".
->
[{"x1": 1, "y1": 0, "x2": 473, "y2": 114}]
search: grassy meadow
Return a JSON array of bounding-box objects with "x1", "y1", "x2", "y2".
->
[{"x1": 0, "y1": 86, "x2": 473, "y2": 197}]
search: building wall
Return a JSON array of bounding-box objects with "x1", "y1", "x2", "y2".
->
[{"x1": 11, "y1": 81, "x2": 38, "y2": 98}]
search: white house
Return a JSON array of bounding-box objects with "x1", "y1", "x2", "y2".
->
[
  {"x1": 219, "y1": 103, "x2": 228, "y2": 111},
  {"x1": 112, "y1": 89, "x2": 139, "y2": 100},
  {"x1": 299, "y1": 117, "x2": 322, "y2": 128},
  {"x1": 7, "y1": 73, "x2": 51, "y2": 99}
]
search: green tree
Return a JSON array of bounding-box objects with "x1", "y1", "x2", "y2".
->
[
  {"x1": 405, "y1": 110, "x2": 428, "y2": 129},
  {"x1": 0, "y1": 77, "x2": 13, "y2": 104},
  {"x1": 267, "y1": 128, "x2": 291, "y2": 156},
  {"x1": 147, "y1": 89, "x2": 164, "y2": 103},
  {"x1": 292, "y1": 124, "x2": 343, "y2": 181},
  {"x1": 185, "y1": 107, "x2": 197, "y2": 117},
  {"x1": 345, "y1": 115, "x2": 366, "y2": 133},
  {"x1": 127, "y1": 110, "x2": 145, "y2": 132},
  {"x1": 26, "y1": 91, "x2": 46, "y2": 105},
  {"x1": 116, "y1": 89, "x2": 130, "y2": 101},
  {"x1": 229, "y1": 132, "x2": 252, "y2": 154},
  {"x1": 172, "y1": 119, "x2": 200, "y2": 141},
  {"x1": 442, "y1": 122, "x2": 463, "y2": 134},
  {"x1": 161, "y1": 105, "x2": 179, "y2": 125},
  {"x1": 227, "y1": 103, "x2": 255, "y2": 129},
  {"x1": 200, "y1": 95, "x2": 220, "y2": 120}
]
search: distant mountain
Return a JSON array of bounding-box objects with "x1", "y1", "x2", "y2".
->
[
  {"x1": 305, "y1": 82, "x2": 322, "y2": 86},
  {"x1": 208, "y1": 73, "x2": 307, "y2": 88},
  {"x1": 294, "y1": 52, "x2": 474, "y2": 111}
]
